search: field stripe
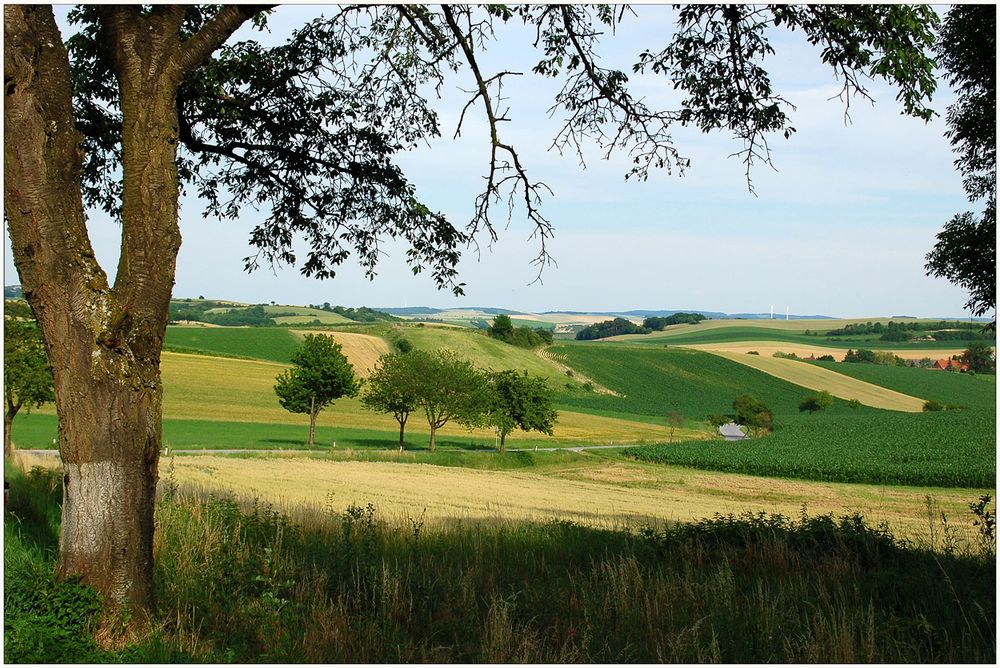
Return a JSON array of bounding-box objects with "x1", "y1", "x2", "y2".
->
[
  {"x1": 685, "y1": 341, "x2": 967, "y2": 361},
  {"x1": 702, "y1": 350, "x2": 926, "y2": 412}
]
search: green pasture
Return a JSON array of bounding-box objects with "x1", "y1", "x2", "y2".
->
[
  {"x1": 399, "y1": 325, "x2": 566, "y2": 381},
  {"x1": 548, "y1": 343, "x2": 842, "y2": 420},
  {"x1": 9, "y1": 413, "x2": 618, "y2": 454},
  {"x1": 165, "y1": 326, "x2": 301, "y2": 363}
]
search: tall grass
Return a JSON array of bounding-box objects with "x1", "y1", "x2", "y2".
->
[{"x1": 4, "y1": 466, "x2": 996, "y2": 663}]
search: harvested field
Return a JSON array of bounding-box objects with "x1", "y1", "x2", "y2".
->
[
  {"x1": 158, "y1": 455, "x2": 987, "y2": 543},
  {"x1": 296, "y1": 330, "x2": 391, "y2": 376}
]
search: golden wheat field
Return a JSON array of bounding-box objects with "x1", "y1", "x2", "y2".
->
[{"x1": 17, "y1": 450, "x2": 982, "y2": 545}]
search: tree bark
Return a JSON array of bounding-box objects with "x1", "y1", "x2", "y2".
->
[
  {"x1": 397, "y1": 414, "x2": 407, "y2": 448},
  {"x1": 429, "y1": 425, "x2": 437, "y2": 451},
  {"x1": 308, "y1": 395, "x2": 317, "y2": 449},
  {"x1": 499, "y1": 432, "x2": 506, "y2": 454},
  {"x1": 4, "y1": 401, "x2": 18, "y2": 460},
  {"x1": 4, "y1": 5, "x2": 253, "y2": 627}
]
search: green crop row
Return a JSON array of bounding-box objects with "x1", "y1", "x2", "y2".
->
[{"x1": 625, "y1": 408, "x2": 995, "y2": 488}]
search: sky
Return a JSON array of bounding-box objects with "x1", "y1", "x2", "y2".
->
[{"x1": 3, "y1": 5, "x2": 983, "y2": 318}]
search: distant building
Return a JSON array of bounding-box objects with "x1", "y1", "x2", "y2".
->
[
  {"x1": 932, "y1": 358, "x2": 969, "y2": 372},
  {"x1": 719, "y1": 423, "x2": 748, "y2": 440}
]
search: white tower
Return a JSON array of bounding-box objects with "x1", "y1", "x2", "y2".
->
[
  {"x1": 786, "y1": 306, "x2": 789, "y2": 321},
  {"x1": 770, "y1": 305, "x2": 774, "y2": 320}
]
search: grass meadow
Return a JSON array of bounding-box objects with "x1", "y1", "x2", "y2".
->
[{"x1": 5, "y1": 463, "x2": 996, "y2": 663}]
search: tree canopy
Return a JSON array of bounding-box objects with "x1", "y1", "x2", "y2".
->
[{"x1": 925, "y1": 4, "x2": 996, "y2": 326}]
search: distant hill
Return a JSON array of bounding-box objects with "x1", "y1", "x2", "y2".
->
[{"x1": 4, "y1": 285, "x2": 23, "y2": 299}]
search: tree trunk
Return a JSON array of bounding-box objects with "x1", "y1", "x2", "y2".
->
[
  {"x1": 308, "y1": 395, "x2": 317, "y2": 449},
  {"x1": 397, "y1": 415, "x2": 407, "y2": 448},
  {"x1": 499, "y1": 432, "x2": 506, "y2": 454},
  {"x1": 4, "y1": 6, "x2": 252, "y2": 629},
  {"x1": 4, "y1": 402, "x2": 18, "y2": 460},
  {"x1": 429, "y1": 425, "x2": 437, "y2": 451}
]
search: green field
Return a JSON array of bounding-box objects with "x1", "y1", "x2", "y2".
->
[
  {"x1": 164, "y1": 326, "x2": 301, "y2": 363},
  {"x1": 548, "y1": 343, "x2": 844, "y2": 420},
  {"x1": 625, "y1": 408, "x2": 994, "y2": 487},
  {"x1": 814, "y1": 361, "x2": 997, "y2": 410},
  {"x1": 550, "y1": 342, "x2": 995, "y2": 488}
]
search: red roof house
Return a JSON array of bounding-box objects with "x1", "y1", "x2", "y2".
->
[{"x1": 932, "y1": 358, "x2": 969, "y2": 372}]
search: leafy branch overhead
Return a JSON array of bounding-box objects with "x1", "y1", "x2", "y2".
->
[{"x1": 67, "y1": 4, "x2": 939, "y2": 293}]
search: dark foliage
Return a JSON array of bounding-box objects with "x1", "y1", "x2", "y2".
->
[{"x1": 575, "y1": 318, "x2": 650, "y2": 340}]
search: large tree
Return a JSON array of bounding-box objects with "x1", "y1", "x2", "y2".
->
[
  {"x1": 406, "y1": 349, "x2": 489, "y2": 451},
  {"x1": 361, "y1": 352, "x2": 419, "y2": 448},
  {"x1": 4, "y1": 314, "x2": 56, "y2": 459},
  {"x1": 925, "y1": 4, "x2": 996, "y2": 327},
  {"x1": 274, "y1": 334, "x2": 359, "y2": 448},
  {"x1": 486, "y1": 370, "x2": 557, "y2": 453},
  {"x1": 4, "y1": 4, "x2": 940, "y2": 627}
]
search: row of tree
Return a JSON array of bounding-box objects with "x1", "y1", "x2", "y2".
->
[
  {"x1": 575, "y1": 318, "x2": 650, "y2": 340},
  {"x1": 274, "y1": 335, "x2": 558, "y2": 452},
  {"x1": 641, "y1": 313, "x2": 707, "y2": 330}
]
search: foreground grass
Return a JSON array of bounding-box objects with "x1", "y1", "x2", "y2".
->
[{"x1": 4, "y1": 466, "x2": 995, "y2": 663}]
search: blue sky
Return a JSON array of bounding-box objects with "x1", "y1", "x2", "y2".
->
[{"x1": 3, "y1": 6, "x2": 979, "y2": 317}]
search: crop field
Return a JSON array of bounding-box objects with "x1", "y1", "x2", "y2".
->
[
  {"x1": 550, "y1": 342, "x2": 995, "y2": 487},
  {"x1": 705, "y1": 351, "x2": 925, "y2": 411},
  {"x1": 814, "y1": 362, "x2": 997, "y2": 410},
  {"x1": 626, "y1": 407, "x2": 995, "y2": 488},
  {"x1": 164, "y1": 325, "x2": 300, "y2": 363}
]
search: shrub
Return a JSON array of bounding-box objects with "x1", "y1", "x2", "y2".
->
[
  {"x1": 847, "y1": 399, "x2": 862, "y2": 410},
  {"x1": 395, "y1": 337, "x2": 413, "y2": 354}
]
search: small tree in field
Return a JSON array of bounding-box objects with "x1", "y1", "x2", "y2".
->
[
  {"x1": 665, "y1": 410, "x2": 684, "y2": 443},
  {"x1": 799, "y1": 390, "x2": 834, "y2": 414},
  {"x1": 275, "y1": 334, "x2": 359, "y2": 448},
  {"x1": 487, "y1": 370, "x2": 558, "y2": 453},
  {"x1": 361, "y1": 353, "x2": 418, "y2": 448},
  {"x1": 406, "y1": 350, "x2": 489, "y2": 451},
  {"x1": 4, "y1": 317, "x2": 55, "y2": 459}
]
